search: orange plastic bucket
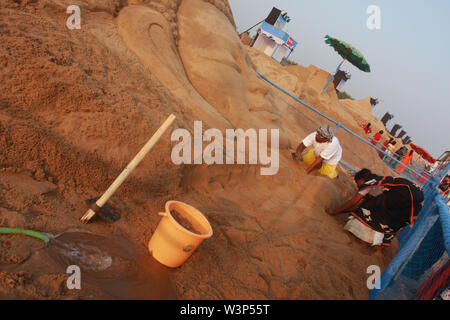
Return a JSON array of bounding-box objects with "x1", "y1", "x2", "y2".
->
[{"x1": 148, "y1": 201, "x2": 213, "y2": 268}]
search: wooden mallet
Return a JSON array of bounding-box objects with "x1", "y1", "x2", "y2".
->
[{"x1": 80, "y1": 114, "x2": 176, "y2": 223}]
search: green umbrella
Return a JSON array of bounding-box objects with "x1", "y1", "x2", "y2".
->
[{"x1": 322, "y1": 35, "x2": 371, "y2": 90}]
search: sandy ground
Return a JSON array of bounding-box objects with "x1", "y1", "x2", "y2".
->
[{"x1": 1, "y1": 0, "x2": 401, "y2": 299}]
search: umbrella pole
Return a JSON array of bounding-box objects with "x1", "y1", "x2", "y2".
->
[{"x1": 322, "y1": 58, "x2": 346, "y2": 92}]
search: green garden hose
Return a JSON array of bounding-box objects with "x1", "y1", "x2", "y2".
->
[{"x1": 0, "y1": 227, "x2": 50, "y2": 243}]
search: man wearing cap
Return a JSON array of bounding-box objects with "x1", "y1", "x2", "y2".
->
[{"x1": 292, "y1": 125, "x2": 343, "y2": 179}]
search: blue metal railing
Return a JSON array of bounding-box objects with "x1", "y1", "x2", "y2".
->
[
  {"x1": 369, "y1": 162, "x2": 450, "y2": 299},
  {"x1": 370, "y1": 137, "x2": 433, "y2": 182},
  {"x1": 339, "y1": 160, "x2": 357, "y2": 173},
  {"x1": 256, "y1": 72, "x2": 430, "y2": 184},
  {"x1": 436, "y1": 193, "x2": 450, "y2": 253}
]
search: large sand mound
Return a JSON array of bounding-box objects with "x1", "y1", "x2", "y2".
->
[{"x1": 1, "y1": 0, "x2": 397, "y2": 299}]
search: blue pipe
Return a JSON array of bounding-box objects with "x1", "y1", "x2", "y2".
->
[
  {"x1": 257, "y1": 72, "x2": 338, "y2": 124},
  {"x1": 323, "y1": 60, "x2": 344, "y2": 91},
  {"x1": 257, "y1": 72, "x2": 429, "y2": 184},
  {"x1": 333, "y1": 122, "x2": 343, "y2": 135},
  {"x1": 339, "y1": 160, "x2": 357, "y2": 173},
  {"x1": 322, "y1": 74, "x2": 335, "y2": 91}
]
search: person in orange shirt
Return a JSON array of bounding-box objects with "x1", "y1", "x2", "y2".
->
[{"x1": 395, "y1": 150, "x2": 414, "y2": 174}]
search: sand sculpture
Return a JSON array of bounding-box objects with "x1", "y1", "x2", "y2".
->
[{"x1": 0, "y1": 0, "x2": 400, "y2": 299}]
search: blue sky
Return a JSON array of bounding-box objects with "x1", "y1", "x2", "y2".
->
[{"x1": 229, "y1": 0, "x2": 449, "y2": 158}]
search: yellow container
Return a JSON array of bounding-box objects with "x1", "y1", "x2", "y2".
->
[{"x1": 148, "y1": 201, "x2": 213, "y2": 268}]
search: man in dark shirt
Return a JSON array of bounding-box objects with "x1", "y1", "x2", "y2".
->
[{"x1": 326, "y1": 168, "x2": 424, "y2": 247}]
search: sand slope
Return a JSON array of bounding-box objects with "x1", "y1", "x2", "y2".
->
[{"x1": 0, "y1": 0, "x2": 397, "y2": 299}]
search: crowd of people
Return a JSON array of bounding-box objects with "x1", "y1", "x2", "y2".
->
[{"x1": 361, "y1": 122, "x2": 418, "y2": 174}]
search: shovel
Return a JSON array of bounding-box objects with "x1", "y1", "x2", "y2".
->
[{"x1": 80, "y1": 114, "x2": 176, "y2": 223}]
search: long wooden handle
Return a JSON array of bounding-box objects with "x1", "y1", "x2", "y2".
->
[{"x1": 96, "y1": 114, "x2": 176, "y2": 208}]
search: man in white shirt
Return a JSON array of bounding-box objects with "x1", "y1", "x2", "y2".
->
[{"x1": 292, "y1": 124, "x2": 343, "y2": 179}]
